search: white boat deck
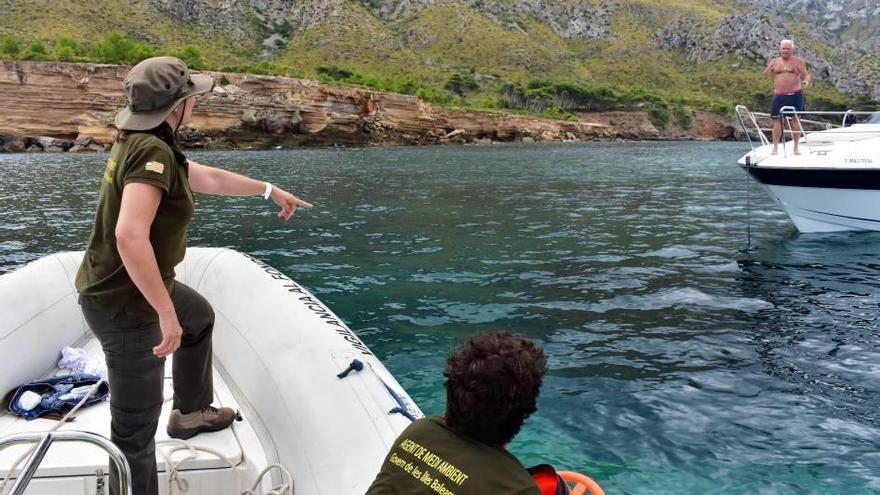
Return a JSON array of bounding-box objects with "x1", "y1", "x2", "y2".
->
[{"x1": 0, "y1": 337, "x2": 247, "y2": 490}]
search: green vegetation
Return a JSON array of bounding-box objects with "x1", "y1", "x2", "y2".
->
[
  {"x1": 23, "y1": 40, "x2": 48, "y2": 61},
  {"x1": 1, "y1": 35, "x2": 20, "y2": 58},
  {"x1": 92, "y1": 31, "x2": 155, "y2": 64},
  {"x1": 498, "y1": 80, "x2": 675, "y2": 123},
  {"x1": 445, "y1": 70, "x2": 480, "y2": 98},
  {"x1": 174, "y1": 45, "x2": 204, "y2": 69},
  {"x1": 317, "y1": 65, "x2": 454, "y2": 105},
  {"x1": 54, "y1": 36, "x2": 88, "y2": 61},
  {"x1": 0, "y1": 0, "x2": 875, "y2": 124}
]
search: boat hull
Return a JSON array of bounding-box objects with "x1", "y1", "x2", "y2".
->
[
  {"x1": 735, "y1": 114, "x2": 880, "y2": 233},
  {"x1": 742, "y1": 166, "x2": 880, "y2": 232}
]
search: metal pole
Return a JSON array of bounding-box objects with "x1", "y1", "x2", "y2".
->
[
  {"x1": 8, "y1": 433, "x2": 54, "y2": 495},
  {"x1": 0, "y1": 431, "x2": 132, "y2": 495},
  {"x1": 734, "y1": 105, "x2": 755, "y2": 150}
]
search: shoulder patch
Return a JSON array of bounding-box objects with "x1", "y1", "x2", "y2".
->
[{"x1": 144, "y1": 161, "x2": 165, "y2": 174}]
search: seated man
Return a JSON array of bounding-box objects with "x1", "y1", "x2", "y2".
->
[{"x1": 366, "y1": 332, "x2": 546, "y2": 495}]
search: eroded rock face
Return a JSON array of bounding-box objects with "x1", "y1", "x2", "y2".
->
[{"x1": 0, "y1": 61, "x2": 641, "y2": 152}]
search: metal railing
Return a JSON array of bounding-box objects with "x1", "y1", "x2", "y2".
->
[
  {"x1": 0, "y1": 430, "x2": 131, "y2": 495},
  {"x1": 735, "y1": 105, "x2": 879, "y2": 157}
]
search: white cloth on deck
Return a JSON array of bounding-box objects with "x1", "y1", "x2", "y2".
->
[{"x1": 57, "y1": 346, "x2": 107, "y2": 378}]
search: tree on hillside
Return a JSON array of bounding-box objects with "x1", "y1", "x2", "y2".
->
[
  {"x1": 445, "y1": 71, "x2": 479, "y2": 97},
  {"x1": 317, "y1": 65, "x2": 353, "y2": 81}
]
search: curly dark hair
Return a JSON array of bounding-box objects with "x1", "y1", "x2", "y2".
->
[{"x1": 444, "y1": 332, "x2": 547, "y2": 446}]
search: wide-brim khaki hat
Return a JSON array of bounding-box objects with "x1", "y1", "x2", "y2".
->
[{"x1": 114, "y1": 56, "x2": 214, "y2": 131}]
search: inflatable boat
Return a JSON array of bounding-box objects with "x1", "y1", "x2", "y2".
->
[{"x1": 0, "y1": 248, "x2": 421, "y2": 495}]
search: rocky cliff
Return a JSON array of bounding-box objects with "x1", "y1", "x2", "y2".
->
[{"x1": 0, "y1": 61, "x2": 736, "y2": 153}]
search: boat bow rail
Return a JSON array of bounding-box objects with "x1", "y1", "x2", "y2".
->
[{"x1": 735, "y1": 105, "x2": 880, "y2": 159}]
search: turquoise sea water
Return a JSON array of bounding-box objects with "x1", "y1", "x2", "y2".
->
[{"x1": 2, "y1": 141, "x2": 879, "y2": 494}]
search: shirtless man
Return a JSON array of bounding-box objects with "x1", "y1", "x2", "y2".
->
[{"x1": 763, "y1": 39, "x2": 812, "y2": 155}]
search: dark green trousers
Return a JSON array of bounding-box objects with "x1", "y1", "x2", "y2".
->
[{"x1": 80, "y1": 281, "x2": 215, "y2": 495}]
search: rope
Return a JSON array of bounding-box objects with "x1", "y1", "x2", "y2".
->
[
  {"x1": 241, "y1": 464, "x2": 294, "y2": 495},
  {"x1": 156, "y1": 437, "x2": 293, "y2": 495},
  {"x1": 746, "y1": 155, "x2": 752, "y2": 251},
  {"x1": 0, "y1": 377, "x2": 107, "y2": 495},
  {"x1": 383, "y1": 383, "x2": 417, "y2": 422}
]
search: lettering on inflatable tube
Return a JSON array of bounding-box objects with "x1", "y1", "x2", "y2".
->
[{"x1": 244, "y1": 254, "x2": 373, "y2": 355}]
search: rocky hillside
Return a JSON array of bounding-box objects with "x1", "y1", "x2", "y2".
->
[
  {"x1": 1, "y1": 0, "x2": 878, "y2": 111},
  {"x1": 2, "y1": 60, "x2": 741, "y2": 153}
]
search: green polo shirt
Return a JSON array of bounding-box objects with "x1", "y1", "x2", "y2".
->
[
  {"x1": 366, "y1": 416, "x2": 539, "y2": 495},
  {"x1": 75, "y1": 132, "x2": 194, "y2": 313}
]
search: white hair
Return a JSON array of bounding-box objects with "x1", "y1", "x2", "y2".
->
[{"x1": 780, "y1": 39, "x2": 794, "y2": 48}]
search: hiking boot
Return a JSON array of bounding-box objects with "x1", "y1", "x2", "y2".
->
[{"x1": 166, "y1": 405, "x2": 236, "y2": 440}]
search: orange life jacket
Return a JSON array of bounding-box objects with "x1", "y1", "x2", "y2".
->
[{"x1": 528, "y1": 464, "x2": 571, "y2": 495}]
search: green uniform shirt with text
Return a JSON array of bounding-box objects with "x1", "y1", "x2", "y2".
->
[
  {"x1": 75, "y1": 133, "x2": 194, "y2": 312},
  {"x1": 366, "y1": 416, "x2": 539, "y2": 495}
]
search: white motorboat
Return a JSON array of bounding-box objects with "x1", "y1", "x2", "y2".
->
[
  {"x1": 735, "y1": 106, "x2": 880, "y2": 233},
  {"x1": 0, "y1": 248, "x2": 422, "y2": 495}
]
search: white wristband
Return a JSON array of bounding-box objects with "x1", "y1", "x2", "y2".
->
[{"x1": 263, "y1": 182, "x2": 273, "y2": 200}]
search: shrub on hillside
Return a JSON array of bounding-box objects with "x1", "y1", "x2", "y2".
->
[
  {"x1": 414, "y1": 86, "x2": 454, "y2": 105},
  {"x1": 317, "y1": 65, "x2": 353, "y2": 81},
  {"x1": 92, "y1": 31, "x2": 155, "y2": 65},
  {"x1": 387, "y1": 75, "x2": 419, "y2": 95},
  {"x1": 175, "y1": 45, "x2": 204, "y2": 69},
  {"x1": 1, "y1": 35, "x2": 20, "y2": 59},
  {"x1": 273, "y1": 20, "x2": 292, "y2": 38},
  {"x1": 53, "y1": 36, "x2": 88, "y2": 62},
  {"x1": 22, "y1": 40, "x2": 48, "y2": 61},
  {"x1": 648, "y1": 106, "x2": 670, "y2": 128},
  {"x1": 674, "y1": 104, "x2": 693, "y2": 129},
  {"x1": 247, "y1": 60, "x2": 285, "y2": 75}
]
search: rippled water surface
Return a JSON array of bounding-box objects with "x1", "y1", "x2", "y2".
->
[{"x1": 2, "y1": 142, "x2": 879, "y2": 494}]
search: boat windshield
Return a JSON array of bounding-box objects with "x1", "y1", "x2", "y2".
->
[{"x1": 867, "y1": 112, "x2": 880, "y2": 124}]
